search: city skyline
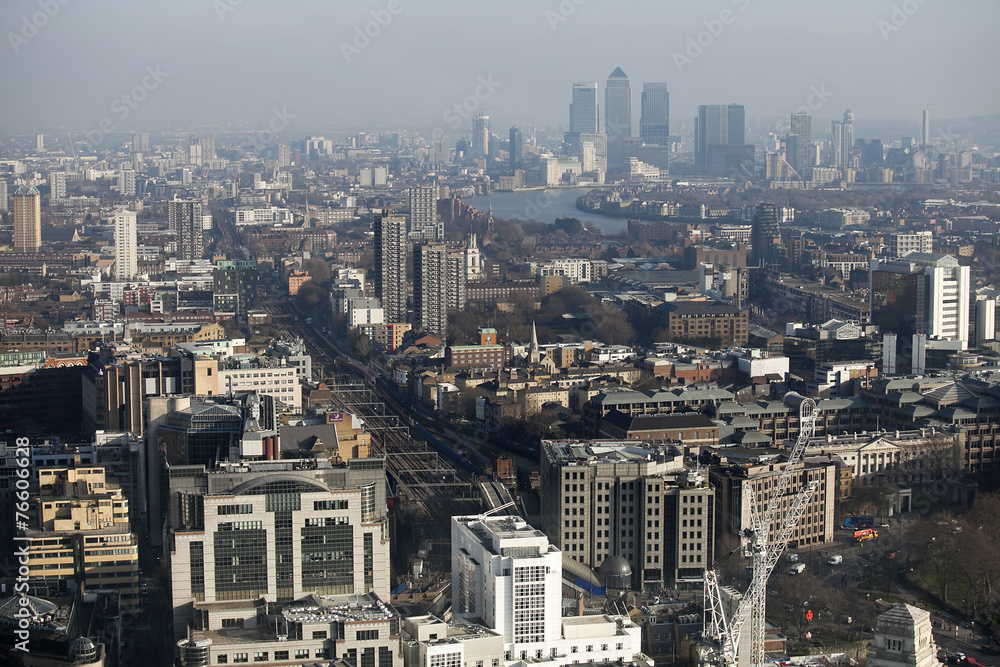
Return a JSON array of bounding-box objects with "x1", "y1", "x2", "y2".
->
[{"x1": 1, "y1": 1, "x2": 997, "y2": 136}]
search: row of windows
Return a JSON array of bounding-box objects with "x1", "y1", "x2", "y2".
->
[
  {"x1": 217, "y1": 504, "x2": 254, "y2": 515},
  {"x1": 314, "y1": 500, "x2": 349, "y2": 511}
]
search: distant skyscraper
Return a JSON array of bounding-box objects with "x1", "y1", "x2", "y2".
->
[
  {"x1": 415, "y1": 243, "x2": 449, "y2": 338},
  {"x1": 639, "y1": 82, "x2": 670, "y2": 146},
  {"x1": 49, "y1": 171, "x2": 66, "y2": 200},
  {"x1": 605, "y1": 67, "x2": 632, "y2": 168},
  {"x1": 408, "y1": 183, "x2": 441, "y2": 241},
  {"x1": 788, "y1": 112, "x2": 813, "y2": 181},
  {"x1": 36, "y1": 134, "x2": 44, "y2": 151},
  {"x1": 374, "y1": 215, "x2": 407, "y2": 324},
  {"x1": 114, "y1": 209, "x2": 138, "y2": 281},
  {"x1": 472, "y1": 113, "x2": 490, "y2": 160},
  {"x1": 570, "y1": 82, "x2": 599, "y2": 133},
  {"x1": 12, "y1": 185, "x2": 41, "y2": 253},
  {"x1": 696, "y1": 104, "x2": 752, "y2": 177},
  {"x1": 726, "y1": 103, "x2": 745, "y2": 144},
  {"x1": 509, "y1": 125, "x2": 523, "y2": 171},
  {"x1": 922, "y1": 108, "x2": 930, "y2": 145},
  {"x1": 168, "y1": 199, "x2": 204, "y2": 260},
  {"x1": 830, "y1": 120, "x2": 844, "y2": 167},
  {"x1": 0, "y1": 181, "x2": 7, "y2": 212},
  {"x1": 751, "y1": 202, "x2": 783, "y2": 268},
  {"x1": 841, "y1": 110, "x2": 855, "y2": 168}
]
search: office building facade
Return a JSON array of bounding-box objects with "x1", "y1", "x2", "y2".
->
[
  {"x1": 639, "y1": 82, "x2": 670, "y2": 146},
  {"x1": 168, "y1": 459, "x2": 395, "y2": 667},
  {"x1": 540, "y1": 440, "x2": 714, "y2": 590},
  {"x1": 167, "y1": 458, "x2": 390, "y2": 636},
  {"x1": 570, "y1": 82, "x2": 599, "y2": 133},
  {"x1": 695, "y1": 104, "x2": 751, "y2": 177},
  {"x1": 605, "y1": 67, "x2": 632, "y2": 169}
]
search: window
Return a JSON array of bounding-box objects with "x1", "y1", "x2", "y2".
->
[
  {"x1": 233, "y1": 654, "x2": 248, "y2": 664},
  {"x1": 312, "y1": 631, "x2": 327, "y2": 639},
  {"x1": 274, "y1": 651, "x2": 288, "y2": 661},
  {"x1": 218, "y1": 657, "x2": 228, "y2": 664},
  {"x1": 294, "y1": 650, "x2": 309, "y2": 659},
  {"x1": 253, "y1": 653, "x2": 268, "y2": 662}
]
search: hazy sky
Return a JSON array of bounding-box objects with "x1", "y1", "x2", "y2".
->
[{"x1": 3, "y1": 0, "x2": 998, "y2": 138}]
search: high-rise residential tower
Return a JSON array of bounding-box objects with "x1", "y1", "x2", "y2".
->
[
  {"x1": 49, "y1": 171, "x2": 66, "y2": 200},
  {"x1": 114, "y1": 209, "x2": 138, "y2": 281},
  {"x1": 639, "y1": 82, "x2": 670, "y2": 146},
  {"x1": 472, "y1": 113, "x2": 490, "y2": 160},
  {"x1": 374, "y1": 215, "x2": 407, "y2": 324},
  {"x1": 570, "y1": 82, "x2": 599, "y2": 133},
  {"x1": 0, "y1": 180, "x2": 7, "y2": 211},
  {"x1": 12, "y1": 185, "x2": 41, "y2": 253},
  {"x1": 751, "y1": 202, "x2": 783, "y2": 269},
  {"x1": 414, "y1": 243, "x2": 449, "y2": 339},
  {"x1": 605, "y1": 67, "x2": 632, "y2": 168},
  {"x1": 168, "y1": 198, "x2": 204, "y2": 260},
  {"x1": 788, "y1": 112, "x2": 813, "y2": 181},
  {"x1": 408, "y1": 183, "x2": 441, "y2": 241},
  {"x1": 922, "y1": 108, "x2": 930, "y2": 146}
]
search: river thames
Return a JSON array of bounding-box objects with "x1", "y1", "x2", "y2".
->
[{"x1": 465, "y1": 187, "x2": 631, "y2": 234}]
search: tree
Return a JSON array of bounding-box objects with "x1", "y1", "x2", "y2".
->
[
  {"x1": 302, "y1": 257, "x2": 331, "y2": 283},
  {"x1": 354, "y1": 334, "x2": 372, "y2": 360},
  {"x1": 294, "y1": 280, "x2": 326, "y2": 309}
]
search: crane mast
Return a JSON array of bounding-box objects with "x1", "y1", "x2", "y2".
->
[{"x1": 702, "y1": 393, "x2": 819, "y2": 667}]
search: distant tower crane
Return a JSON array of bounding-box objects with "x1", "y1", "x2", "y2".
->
[{"x1": 702, "y1": 393, "x2": 819, "y2": 667}]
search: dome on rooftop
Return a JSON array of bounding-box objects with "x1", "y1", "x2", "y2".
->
[{"x1": 599, "y1": 555, "x2": 632, "y2": 578}]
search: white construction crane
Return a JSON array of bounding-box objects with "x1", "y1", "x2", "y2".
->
[{"x1": 702, "y1": 392, "x2": 820, "y2": 667}]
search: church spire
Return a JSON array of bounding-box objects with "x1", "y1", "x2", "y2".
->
[{"x1": 529, "y1": 321, "x2": 540, "y2": 364}]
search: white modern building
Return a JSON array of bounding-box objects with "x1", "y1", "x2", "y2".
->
[
  {"x1": 348, "y1": 297, "x2": 385, "y2": 328},
  {"x1": 889, "y1": 231, "x2": 933, "y2": 259},
  {"x1": 217, "y1": 362, "x2": 301, "y2": 411},
  {"x1": 537, "y1": 259, "x2": 593, "y2": 284},
  {"x1": 114, "y1": 209, "x2": 139, "y2": 280},
  {"x1": 234, "y1": 206, "x2": 293, "y2": 226},
  {"x1": 451, "y1": 514, "x2": 647, "y2": 667},
  {"x1": 908, "y1": 253, "x2": 970, "y2": 344}
]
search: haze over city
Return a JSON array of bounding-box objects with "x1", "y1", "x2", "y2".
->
[{"x1": 3, "y1": 0, "x2": 999, "y2": 134}]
